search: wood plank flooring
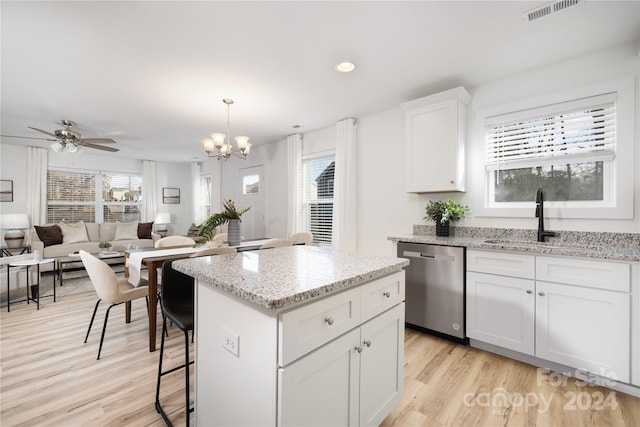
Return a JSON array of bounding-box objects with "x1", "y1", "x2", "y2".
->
[{"x1": 1, "y1": 289, "x2": 638, "y2": 426}]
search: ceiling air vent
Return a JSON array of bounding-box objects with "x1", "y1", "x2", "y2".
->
[{"x1": 523, "y1": 0, "x2": 583, "y2": 23}]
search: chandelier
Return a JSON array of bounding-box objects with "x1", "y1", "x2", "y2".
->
[{"x1": 201, "y1": 98, "x2": 251, "y2": 160}]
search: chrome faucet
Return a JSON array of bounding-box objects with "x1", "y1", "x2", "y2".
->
[{"x1": 535, "y1": 188, "x2": 556, "y2": 243}]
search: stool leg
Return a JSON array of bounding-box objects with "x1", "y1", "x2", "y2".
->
[
  {"x1": 155, "y1": 316, "x2": 173, "y2": 426},
  {"x1": 184, "y1": 329, "x2": 191, "y2": 427}
]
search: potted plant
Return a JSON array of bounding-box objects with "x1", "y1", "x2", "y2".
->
[
  {"x1": 98, "y1": 241, "x2": 113, "y2": 254},
  {"x1": 199, "y1": 199, "x2": 251, "y2": 246},
  {"x1": 424, "y1": 199, "x2": 470, "y2": 236}
]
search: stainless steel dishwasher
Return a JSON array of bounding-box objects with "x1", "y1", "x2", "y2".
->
[{"x1": 397, "y1": 242, "x2": 466, "y2": 342}]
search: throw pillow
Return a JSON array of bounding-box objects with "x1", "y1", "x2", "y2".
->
[
  {"x1": 59, "y1": 220, "x2": 89, "y2": 244},
  {"x1": 114, "y1": 221, "x2": 139, "y2": 240},
  {"x1": 187, "y1": 223, "x2": 201, "y2": 237},
  {"x1": 137, "y1": 221, "x2": 153, "y2": 239},
  {"x1": 34, "y1": 224, "x2": 63, "y2": 247}
]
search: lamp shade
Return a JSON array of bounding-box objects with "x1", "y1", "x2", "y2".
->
[
  {"x1": 154, "y1": 213, "x2": 171, "y2": 225},
  {"x1": 1, "y1": 213, "x2": 30, "y2": 229}
]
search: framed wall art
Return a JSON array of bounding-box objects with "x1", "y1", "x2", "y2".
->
[
  {"x1": 162, "y1": 187, "x2": 180, "y2": 204},
  {"x1": 0, "y1": 180, "x2": 13, "y2": 202}
]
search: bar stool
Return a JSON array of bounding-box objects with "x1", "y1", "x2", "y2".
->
[{"x1": 155, "y1": 260, "x2": 194, "y2": 427}]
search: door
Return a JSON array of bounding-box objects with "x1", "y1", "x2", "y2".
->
[
  {"x1": 359, "y1": 304, "x2": 405, "y2": 427},
  {"x1": 237, "y1": 165, "x2": 266, "y2": 239},
  {"x1": 278, "y1": 328, "x2": 360, "y2": 427},
  {"x1": 535, "y1": 281, "x2": 630, "y2": 382},
  {"x1": 466, "y1": 271, "x2": 535, "y2": 355}
]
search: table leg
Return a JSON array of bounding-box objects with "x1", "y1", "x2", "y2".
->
[
  {"x1": 6, "y1": 265, "x2": 10, "y2": 312},
  {"x1": 125, "y1": 301, "x2": 132, "y2": 323},
  {"x1": 147, "y1": 263, "x2": 158, "y2": 352}
]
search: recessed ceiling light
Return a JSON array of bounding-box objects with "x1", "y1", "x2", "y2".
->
[{"x1": 335, "y1": 62, "x2": 356, "y2": 73}]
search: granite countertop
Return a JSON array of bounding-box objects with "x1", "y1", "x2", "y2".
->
[
  {"x1": 389, "y1": 232, "x2": 640, "y2": 262},
  {"x1": 172, "y1": 245, "x2": 409, "y2": 310}
]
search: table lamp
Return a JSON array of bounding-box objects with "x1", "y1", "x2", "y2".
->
[
  {"x1": 1, "y1": 213, "x2": 30, "y2": 248},
  {"x1": 154, "y1": 213, "x2": 171, "y2": 237}
]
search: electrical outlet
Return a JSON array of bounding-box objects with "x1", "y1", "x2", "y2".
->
[{"x1": 221, "y1": 327, "x2": 239, "y2": 357}]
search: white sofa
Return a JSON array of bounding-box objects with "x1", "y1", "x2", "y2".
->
[{"x1": 29, "y1": 222, "x2": 159, "y2": 272}]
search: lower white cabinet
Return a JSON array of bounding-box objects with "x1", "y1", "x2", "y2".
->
[
  {"x1": 466, "y1": 271, "x2": 535, "y2": 355},
  {"x1": 278, "y1": 304, "x2": 405, "y2": 427},
  {"x1": 466, "y1": 250, "x2": 632, "y2": 384},
  {"x1": 536, "y1": 280, "x2": 629, "y2": 381}
]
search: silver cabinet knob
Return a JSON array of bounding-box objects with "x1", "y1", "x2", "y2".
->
[
  {"x1": 383, "y1": 291, "x2": 391, "y2": 298},
  {"x1": 324, "y1": 317, "x2": 334, "y2": 326},
  {"x1": 526, "y1": 290, "x2": 533, "y2": 294},
  {"x1": 538, "y1": 291, "x2": 545, "y2": 296},
  {"x1": 363, "y1": 340, "x2": 372, "y2": 348},
  {"x1": 355, "y1": 346, "x2": 363, "y2": 353}
]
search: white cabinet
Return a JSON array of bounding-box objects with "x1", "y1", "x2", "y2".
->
[
  {"x1": 466, "y1": 271, "x2": 535, "y2": 355},
  {"x1": 278, "y1": 304, "x2": 405, "y2": 427},
  {"x1": 401, "y1": 86, "x2": 470, "y2": 193},
  {"x1": 466, "y1": 250, "x2": 631, "y2": 383}
]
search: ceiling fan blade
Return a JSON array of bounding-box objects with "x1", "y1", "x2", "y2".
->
[
  {"x1": 80, "y1": 137, "x2": 117, "y2": 144},
  {"x1": 79, "y1": 142, "x2": 119, "y2": 152},
  {"x1": 1, "y1": 134, "x2": 57, "y2": 141},
  {"x1": 28, "y1": 127, "x2": 59, "y2": 138}
]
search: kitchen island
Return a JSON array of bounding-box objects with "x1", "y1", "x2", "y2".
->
[{"x1": 173, "y1": 245, "x2": 409, "y2": 426}]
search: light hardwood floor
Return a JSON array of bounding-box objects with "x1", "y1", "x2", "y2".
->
[{"x1": 1, "y1": 288, "x2": 639, "y2": 426}]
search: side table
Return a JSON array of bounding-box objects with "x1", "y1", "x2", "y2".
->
[{"x1": 6, "y1": 258, "x2": 56, "y2": 311}]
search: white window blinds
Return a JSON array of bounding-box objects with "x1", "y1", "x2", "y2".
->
[
  {"x1": 301, "y1": 155, "x2": 335, "y2": 244},
  {"x1": 485, "y1": 93, "x2": 616, "y2": 170}
]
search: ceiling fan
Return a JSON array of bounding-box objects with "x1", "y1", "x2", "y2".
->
[{"x1": 1, "y1": 119, "x2": 119, "y2": 153}]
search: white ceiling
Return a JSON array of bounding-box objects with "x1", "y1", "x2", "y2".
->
[{"x1": 1, "y1": 1, "x2": 639, "y2": 163}]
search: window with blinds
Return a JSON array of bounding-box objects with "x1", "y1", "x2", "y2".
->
[
  {"x1": 301, "y1": 154, "x2": 335, "y2": 245},
  {"x1": 47, "y1": 168, "x2": 143, "y2": 223},
  {"x1": 485, "y1": 93, "x2": 616, "y2": 203}
]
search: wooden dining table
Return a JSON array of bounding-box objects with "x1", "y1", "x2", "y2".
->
[{"x1": 125, "y1": 238, "x2": 273, "y2": 352}]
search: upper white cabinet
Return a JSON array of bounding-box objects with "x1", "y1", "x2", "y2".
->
[{"x1": 401, "y1": 87, "x2": 471, "y2": 193}]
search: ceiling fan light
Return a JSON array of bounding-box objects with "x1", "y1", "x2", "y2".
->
[
  {"x1": 64, "y1": 143, "x2": 78, "y2": 153},
  {"x1": 50, "y1": 142, "x2": 64, "y2": 152},
  {"x1": 243, "y1": 142, "x2": 251, "y2": 155},
  {"x1": 235, "y1": 136, "x2": 250, "y2": 150}
]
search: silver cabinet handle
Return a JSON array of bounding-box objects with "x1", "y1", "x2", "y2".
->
[
  {"x1": 383, "y1": 291, "x2": 391, "y2": 298},
  {"x1": 526, "y1": 290, "x2": 533, "y2": 294},
  {"x1": 355, "y1": 345, "x2": 363, "y2": 353},
  {"x1": 324, "y1": 317, "x2": 334, "y2": 326},
  {"x1": 363, "y1": 340, "x2": 371, "y2": 348},
  {"x1": 538, "y1": 291, "x2": 545, "y2": 296}
]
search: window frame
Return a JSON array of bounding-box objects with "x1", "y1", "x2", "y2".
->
[
  {"x1": 47, "y1": 167, "x2": 144, "y2": 223},
  {"x1": 300, "y1": 151, "x2": 335, "y2": 245},
  {"x1": 475, "y1": 78, "x2": 635, "y2": 219}
]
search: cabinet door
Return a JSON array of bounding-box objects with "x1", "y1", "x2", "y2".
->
[
  {"x1": 404, "y1": 99, "x2": 464, "y2": 193},
  {"x1": 278, "y1": 328, "x2": 360, "y2": 427},
  {"x1": 359, "y1": 304, "x2": 405, "y2": 427},
  {"x1": 535, "y1": 281, "x2": 630, "y2": 382},
  {"x1": 466, "y1": 272, "x2": 535, "y2": 355}
]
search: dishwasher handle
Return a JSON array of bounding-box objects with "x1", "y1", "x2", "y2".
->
[{"x1": 401, "y1": 250, "x2": 455, "y2": 262}]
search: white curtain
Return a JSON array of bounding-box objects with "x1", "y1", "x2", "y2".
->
[
  {"x1": 332, "y1": 118, "x2": 357, "y2": 252},
  {"x1": 26, "y1": 147, "x2": 48, "y2": 230},
  {"x1": 286, "y1": 133, "x2": 303, "y2": 237},
  {"x1": 142, "y1": 160, "x2": 157, "y2": 222},
  {"x1": 191, "y1": 161, "x2": 202, "y2": 225}
]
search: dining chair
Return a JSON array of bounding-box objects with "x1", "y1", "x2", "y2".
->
[
  {"x1": 155, "y1": 260, "x2": 195, "y2": 427},
  {"x1": 189, "y1": 247, "x2": 237, "y2": 257},
  {"x1": 155, "y1": 236, "x2": 196, "y2": 248},
  {"x1": 80, "y1": 250, "x2": 149, "y2": 360},
  {"x1": 290, "y1": 231, "x2": 313, "y2": 245},
  {"x1": 259, "y1": 238, "x2": 293, "y2": 249}
]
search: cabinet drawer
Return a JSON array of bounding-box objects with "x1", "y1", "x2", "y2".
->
[
  {"x1": 467, "y1": 250, "x2": 535, "y2": 279},
  {"x1": 536, "y1": 256, "x2": 630, "y2": 292},
  {"x1": 361, "y1": 271, "x2": 405, "y2": 323},
  {"x1": 279, "y1": 287, "x2": 361, "y2": 366}
]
